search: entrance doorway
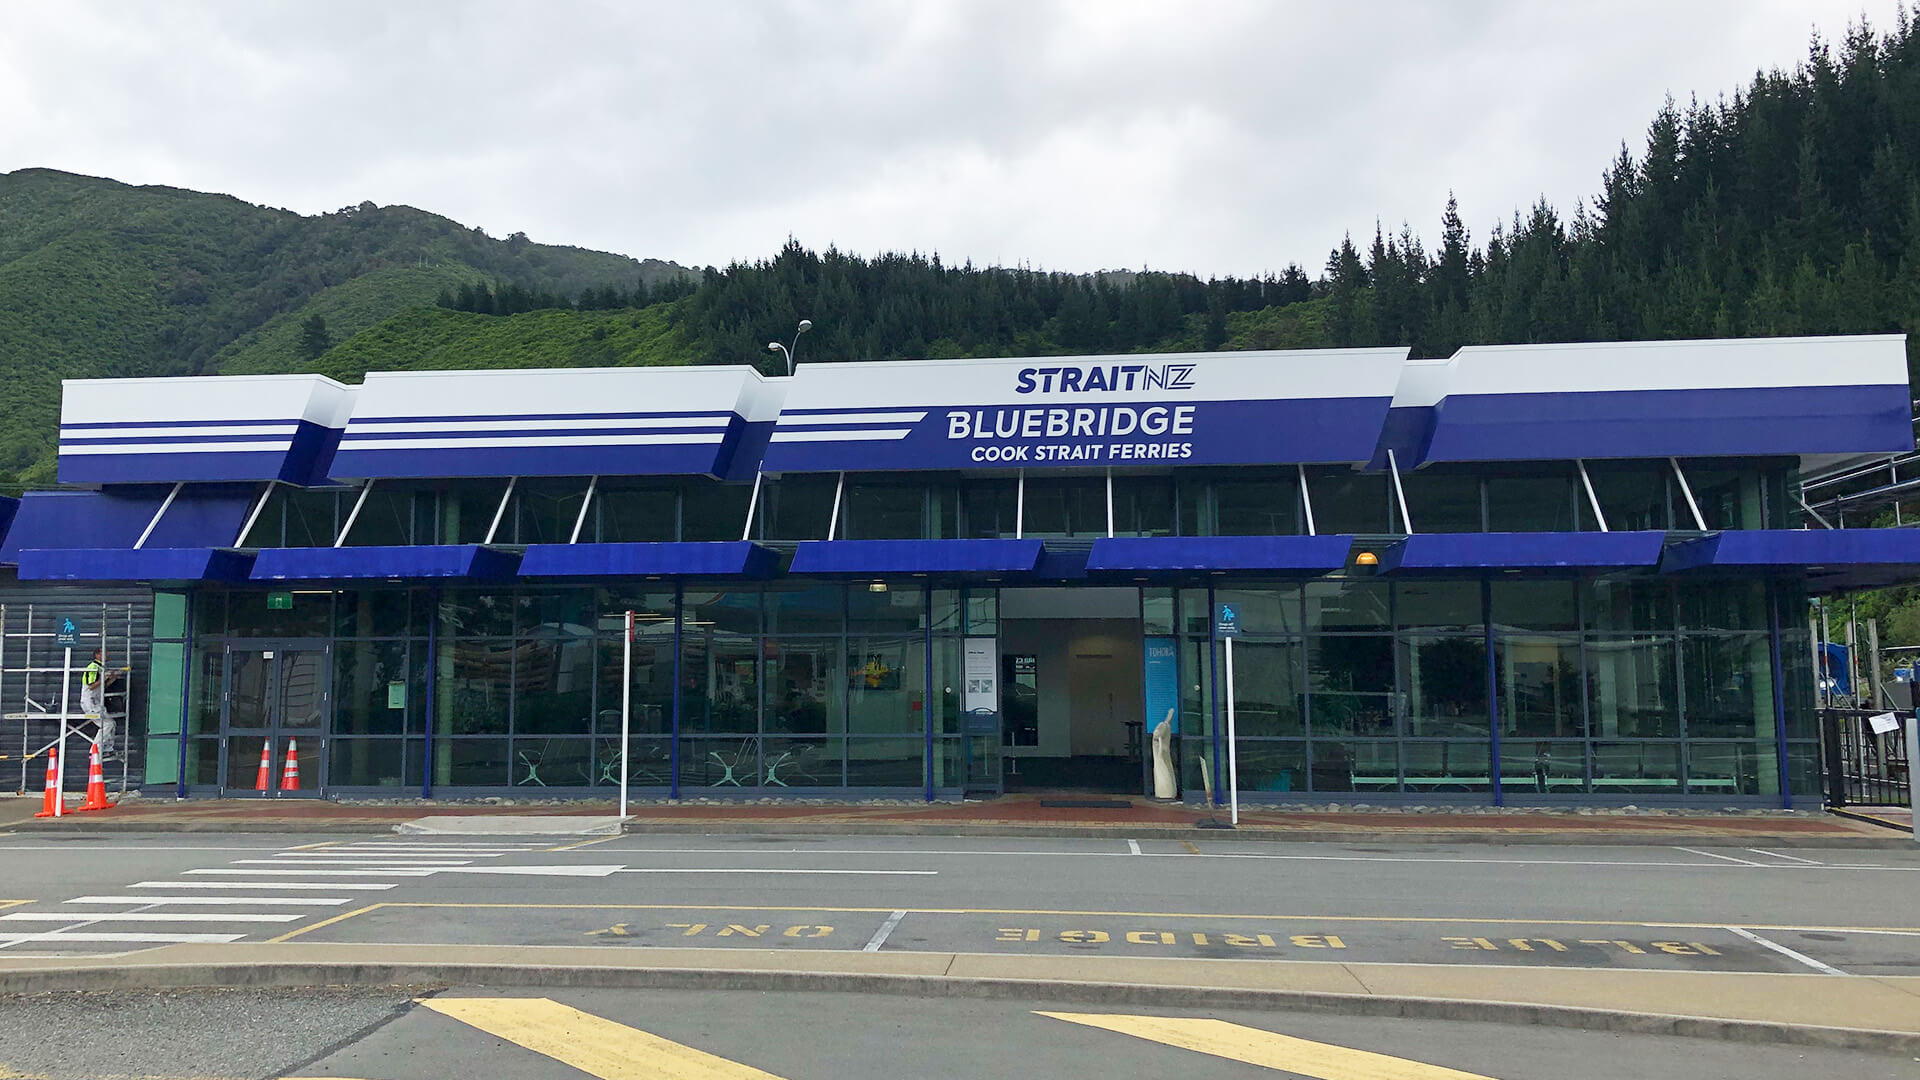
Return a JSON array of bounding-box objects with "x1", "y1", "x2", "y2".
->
[
  {"x1": 221, "y1": 644, "x2": 329, "y2": 797},
  {"x1": 999, "y1": 588, "x2": 1144, "y2": 793}
]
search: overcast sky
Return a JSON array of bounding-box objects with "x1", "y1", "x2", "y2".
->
[{"x1": 1, "y1": 1, "x2": 1906, "y2": 278}]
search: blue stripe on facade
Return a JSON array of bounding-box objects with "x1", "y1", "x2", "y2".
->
[
  {"x1": 57, "y1": 420, "x2": 344, "y2": 485},
  {"x1": 1425, "y1": 384, "x2": 1914, "y2": 461},
  {"x1": 348, "y1": 409, "x2": 737, "y2": 424},
  {"x1": 19, "y1": 547, "x2": 255, "y2": 582},
  {"x1": 1, "y1": 490, "x2": 170, "y2": 561},
  {"x1": 326, "y1": 441, "x2": 736, "y2": 480},
  {"x1": 1378, "y1": 531, "x2": 1668, "y2": 573},
  {"x1": 339, "y1": 425, "x2": 728, "y2": 442},
  {"x1": 60, "y1": 417, "x2": 304, "y2": 430},
  {"x1": 251, "y1": 544, "x2": 521, "y2": 581}
]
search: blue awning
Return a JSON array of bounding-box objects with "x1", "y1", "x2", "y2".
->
[
  {"x1": 1377, "y1": 531, "x2": 1667, "y2": 574},
  {"x1": 18, "y1": 547, "x2": 256, "y2": 583},
  {"x1": 788, "y1": 539, "x2": 1043, "y2": 576},
  {"x1": 519, "y1": 541, "x2": 777, "y2": 579},
  {"x1": 1085, "y1": 535, "x2": 1354, "y2": 574},
  {"x1": 1661, "y1": 529, "x2": 1920, "y2": 592},
  {"x1": 250, "y1": 545, "x2": 520, "y2": 582}
]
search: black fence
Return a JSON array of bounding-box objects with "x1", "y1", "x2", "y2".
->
[{"x1": 1821, "y1": 708, "x2": 1913, "y2": 809}]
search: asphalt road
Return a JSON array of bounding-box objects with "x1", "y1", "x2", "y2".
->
[
  {"x1": 0, "y1": 985, "x2": 1913, "y2": 1080},
  {"x1": 0, "y1": 832, "x2": 1915, "y2": 975}
]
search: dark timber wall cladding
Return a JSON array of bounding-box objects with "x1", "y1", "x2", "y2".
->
[{"x1": 0, "y1": 572, "x2": 155, "y2": 793}]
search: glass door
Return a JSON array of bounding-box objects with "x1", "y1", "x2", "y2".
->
[{"x1": 222, "y1": 645, "x2": 330, "y2": 797}]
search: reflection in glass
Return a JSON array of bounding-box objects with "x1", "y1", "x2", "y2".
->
[
  {"x1": 1586, "y1": 637, "x2": 1678, "y2": 737},
  {"x1": 1401, "y1": 636, "x2": 1487, "y2": 737},
  {"x1": 1495, "y1": 636, "x2": 1583, "y2": 738},
  {"x1": 1224, "y1": 640, "x2": 1304, "y2": 736}
]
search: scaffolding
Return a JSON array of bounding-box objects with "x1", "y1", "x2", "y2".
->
[{"x1": 1, "y1": 603, "x2": 136, "y2": 799}]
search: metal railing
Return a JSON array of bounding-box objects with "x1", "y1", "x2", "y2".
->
[{"x1": 1820, "y1": 708, "x2": 1912, "y2": 809}]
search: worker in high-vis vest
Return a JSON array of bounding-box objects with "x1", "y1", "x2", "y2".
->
[{"x1": 81, "y1": 648, "x2": 117, "y2": 758}]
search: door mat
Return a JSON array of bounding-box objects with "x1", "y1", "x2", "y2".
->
[{"x1": 1038, "y1": 798, "x2": 1133, "y2": 809}]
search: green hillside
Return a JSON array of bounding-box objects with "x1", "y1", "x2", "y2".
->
[
  {"x1": 0, "y1": 168, "x2": 692, "y2": 486},
  {"x1": 308, "y1": 305, "x2": 692, "y2": 384}
]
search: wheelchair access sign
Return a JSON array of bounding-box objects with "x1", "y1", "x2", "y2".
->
[{"x1": 54, "y1": 618, "x2": 80, "y2": 648}]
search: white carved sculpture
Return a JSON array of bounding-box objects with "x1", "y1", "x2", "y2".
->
[{"x1": 1151, "y1": 710, "x2": 1177, "y2": 799}]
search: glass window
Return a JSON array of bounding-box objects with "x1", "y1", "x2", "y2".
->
[
  {"x1": 1681, "y1": 462, "x2": 1764, "y2": 530},
  {"x1": 1586, "y1": 637, "x2": 1678, "y2": 738},
  {"x1": 1396, "y1": 581, "x2": 1483, "y2": 632},
  {"x1": 1213, "y1": 586, "x2": 1301, "y2": 634},
  {"x1": 1583, "y1": 461, "x2": 1671, "y2": 531},
  {"x1": 765, "y1": 736, "x2": 843, "y2": 786},
  {"x1": 514, "y1": 638, "x2": 595, "y2": 734},
  {"x1": 411, "y1": 478, "x2": 509, "y2": 545},
  {"x1": 437, "y1": 639, "x2": 510, "y2": 734},
  {"x1": 684, "y1": 589, "x2": 760, "y2": 635},
  {"x1": 510, "y1": 478, "x2": 589, "y2": 545},
  {"x1": 1312, "y1": 740, "x2": 1399, "y2": 791},
  {"x1": 1401, "y1": 741, "x2": 1491, "y2": 791},
  {"x1": 241, "y1": 486, "x2": 343, "y2": 548},
  {"x1": 333, "y1": 589, "x2": 422, "y2": 639},
  {"x1": 1687, "y1": 742, "x2": 1772, "y2": 796},
  {"x1": 440, "y1": 739, "x2": 510, "y2": 786},
  {"x1": 1590, "y1": 741, "x2": 1682, "y2": 792},
  {"x1": 342, "y1": 485, "x2": 412, "y2": 546},
  {"x1": 848, "y1": 585, "x2": 924, "y2": 634},
  {"x1": 1214, "y1": 472, "x2": 1301, "y2": 536},
  {"x1": 1503, "y1": 740, "x2": 1588, "y2": 793},
  {"x1": 1681, "y1": 633, "x2": 1774, "y2": 739},
  {"x1": 1235, "y1": 740, "x2": 1307, "y2": 794},
  {"x1": 765, "y1": 585, "x2": 844, "y2": 635},
  {"x1": 1677, "y1": 582, "x2": 1768, "y2": 632},
  {"x1": 516, "y1": 590, "x2": 595, "y2": 638},
  {"x1": 841, "y1": 479, "x2": 926, "y2": 540},
  {"x1": 187, "y1": 645, "x2": 224, "y2": 735},
  {"x1": 1399, "y1": 468, "x2": 1481, "y2": 533},
  {"x1": 439, "y1": 590, "x2": 514, "y2": 637},
  {"x1": 845, "y1": 739, "x2": 922, "y2": 787},
  {"x1": 681, "y1": 481, "x2": 753, "y2": 542},
  {"x1": 680, "y1": 632, "x2": 759, "y2": 733},
  {"x1": 1225, "y1": 640, "x2": 1304, "y2": 736},
  {"x1": 1486, "y1": 466, "x2": 1577, "y2": 532},
  {"x1": 1111, "y1": 475, "x2": 1176, "y2": 537},
  {"x1": 1142, "y1": 589, "x2": 1176, "y2": 635},
  {"x1": 1308, "y1": 635, "x2": 1395, "y2": 736},
  {"x1": 1584, "y1": 580, "x2": 1673, "y2": 633},
  {"x1": 961, "y1": 478, "x2": 1019, "y2": 538},
  {"x1": 966, "y1": 589, "x2": 999, "y2": 635},
  {"x1": 758, "y1": 475, "x2": 838, "y2": 540},
  {"x1": 767, "y1": 639, "x2": 843, "y2": 734},
  {"x1": 1496, "y1": 636, "x2": 1584, "y2": 737},
  {"x1": 595, "y1": 482, "x2": 677, "y2": 543},
  {"x1": 847, "y1": 636, "x2": 922, "y2": 734},
  {"x1": 596, "y1": 632, "x2": 674, "y2": 737},
  {"x1": 1400, "y1": 636, "x2": 1487, "y2": 737},
  {"x1": 1491, "y1": 581, "x2": 1578, "y2": 632},
  {"x1": 1022, "y1": 476, "x2": 1107, "y2": 538},
  {"x1": 226, "y1": 590, "x2": 331, "y2": 638},
  {"x1": 1306, "y1": 580, "x2": 1389, "y2": 632},
  {"x1": 329, "y1": 739, "x2": 410, "y2": 788},
  {"x1": 332, "y1": 640, "x2": 413, "y2": 737},
  {"x1": 1304, "y1": 466, "x2": 1391, "y2": 534}
]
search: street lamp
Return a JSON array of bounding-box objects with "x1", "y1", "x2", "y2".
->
[{"x1": 766, "y1": 318, "x2": 813, "y2": 375}]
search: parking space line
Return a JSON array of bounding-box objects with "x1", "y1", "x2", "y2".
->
[
  {"x1": 864, "y1": 910, "x2": 908, "y2": 952},
  {"x1": 1745, "y1": 848, "x2": 1821, "y2": 865},
  {"x1": 1672, "y1": 846, "x2": 1766, "y2": 866},
  {"x1": 421, "y1": 996, "x2": 788, "y2": 1079},
  {"x1": 1039, "y1": 1012, "x2": 1495, "y2": 1079},
  {"x1": 1726, "y1": 926, "x2": 1848, "y2": 975}
]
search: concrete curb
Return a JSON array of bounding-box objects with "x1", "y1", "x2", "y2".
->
[{"x1": 0, "y1": 960, "x2": 1914, "y2": 1054}]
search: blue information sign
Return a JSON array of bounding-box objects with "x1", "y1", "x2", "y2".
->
[
  {"x1": 1214, "y1": 604, "x2": 1240, "y2": 638},
  {"x1": 54, "y1": 618, "x2": 80, "y2": 648},
  {"x1": 1143, "y1": 636, "x2": 1180, "y2": 735}
]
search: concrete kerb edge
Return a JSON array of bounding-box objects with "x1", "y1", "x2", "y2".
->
[{"x1": 0, "y1": 961, "x2": 1914, "y2": 1054}]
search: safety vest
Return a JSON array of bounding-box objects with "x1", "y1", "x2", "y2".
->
[{"x1": 83, "y1": 660, "x2": 103, "y2": 687}]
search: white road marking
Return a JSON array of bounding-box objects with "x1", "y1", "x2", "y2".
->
[
  {"x1": 1672, "y1": 847, "x2": 1767, "y2": 866},
  {"x1": 131, "y1": 880, "x2": 398, "y2": 890},
  {"x1": 187, "y1": 868, "x2": 434, "y2": 877},
  {"x1": 0, "y1": 912, "x2": 299, "y2": 923},
  {"x1": 0, "y1": 932, "x2": 244, "y2": 944},
  {"x1": 1745, "y1": 848, "x2": 1821, "y2": 865},
  {"x1": 1726, "y1": 926, "x2": 1848, "y2": 975},
  {"x1": 229, "y1": 860, "x2": 469, "y2": 868},
  {"x1": 864, "y1": 910, "x2": 908, "y2": 952},
  {"x1": 67, "y1": 895, "x2": 351, "y2": 906},
  {"x1": 610, "y1": 868, "x2": 937, "y2": 876},
  {"x1": 249, "y1": 851, "x2": 504, "y2": 859},
  {"x1": 1127, "y1": 839, "x2": 1142, "y2": 856}
]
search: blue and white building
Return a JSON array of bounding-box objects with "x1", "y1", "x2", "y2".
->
[{"x1": 6, "y1": 334, "x2": 1917, "y2": 805}]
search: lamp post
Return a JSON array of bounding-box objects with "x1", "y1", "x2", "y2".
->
[{"x1": 766, "y1": 318, "x2": 813, "y2": 376}]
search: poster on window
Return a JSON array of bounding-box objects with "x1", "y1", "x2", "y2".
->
[
  {"x1": 962, "y1": 636, "x2": 999, "y2": 732},
  {"x1": 1143, "y1": 636, "x2": 1178, "y2": 735}
]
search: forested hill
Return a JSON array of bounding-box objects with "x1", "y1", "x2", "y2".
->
[
  {"x1": 0, "y1": 168, "x2": 694, "y2": 484},
  {"x1": 7, "y1": 19, "x2": 1920, "y2": 492}
]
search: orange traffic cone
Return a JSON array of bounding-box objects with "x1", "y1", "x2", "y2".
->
[
  {"x1": 78, "y1": 741, "x2": 114, "y2": 812},
  {"x1": 32, "y1": 745, "x2": 60, "y2": 818},
  {"x1": 279, "y1": 738, "x2": 300, "y2": 791},
  {"x1": 254, "y1": 740, "x2": 273, "y2": 791}
]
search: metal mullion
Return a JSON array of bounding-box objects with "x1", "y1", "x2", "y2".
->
[
  {"x1": 1670, "y1": 458, "x2": 1707, "y2": 531},
  {"x1": 235, "y1": 482, "x2": 276, "y2": 547},
  {"x1": 135, "y1": 481, "x2": 185, "y2": 550},
  {"x1": 569, "y1": 475, "x2": 599, "y2": 544},
  {"x1": 335, "y1": 480, "x2": 374, "y2": 548},
  {"x1": 1297, "y1": 464, "x2": 1316, "y2": 536},
  {"x1": 484, "y1": 477, "x2": 516, "y2": 545},
  {"x1": 1576, "y1": 460, "x2": 1607, "y2": 532}
]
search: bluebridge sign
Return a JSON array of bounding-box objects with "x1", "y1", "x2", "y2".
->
[{"x1": 761, "y1": 348, "x2": 1410, "y2": 473}]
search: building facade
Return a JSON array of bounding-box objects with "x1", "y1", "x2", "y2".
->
[{"x1": 8, "y1": 335, "x2": 1919, "y2": 805}]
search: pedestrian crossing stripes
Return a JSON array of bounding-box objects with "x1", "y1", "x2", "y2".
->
[{"x1": 0, "y1": 839, "x2": 558, "y2": 954}]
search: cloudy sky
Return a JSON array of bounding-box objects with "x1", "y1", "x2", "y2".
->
[{"x1": 0, "y1": 1, "x2": 1905, "y2": 277}]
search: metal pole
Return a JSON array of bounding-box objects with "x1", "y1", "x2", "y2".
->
[
  {"x1": 134, "y1": 481, "x2": 184, "y2": 549},
  {"x1": 1906, "y1": 715, "x2": 1919, "y2": 845},
  {"x1": 620, "y1": 609, "x2": 633, "y2": 819},
  {"x1": 1225, "y1": 634, "x2": 1239, "y2": 826},
  {"x1": 1576, "y1": 459, "x2": 1608, "y2": 531},
  {"x1": 1821, "y1": 605, "x2": 1833, "y2": 707},
  {"x1": 55, "y1": 646, "x2": 71, "y2": 817},
  {"x1": 1014, "y1": 469, "x2": 1024, "y2": 539},
  {"x1": 826, "y1": 472, "x2": 846, "y2": 539},
  {"x1": 335, "y1": 480, "x2": 375, "y2": 547},
  {"x1": 1105, "y1": 468, "x2": 1115, "y2": 538},
  {"x1": 485, "y1": 477, "x2": 517, "y2": 544},
  {"x1": 1387, "y1": 449, "x2": 1413, "y2": 533},
  {"x1": 1869, "y1": 618, "x2": 1884, "y2": 709},
  {"x1": 1297, "y1": 464, "x2": 1317, "y2": 536},
  {"x1": 1670, "y1": 457, "x2": 1707, "y2": 531},
  {"x1": 235, "y1": 482, "x2": 276, "y2": 546},
  {"x1": 740, "y1": 473, "x2": 764, "y2": 542},
  {"x1": 570, "y1": 476, "x2": 599, "y2": 544},
  {"x1": 1846, "y1": 609, "x2": 1860, "y2": 708}
]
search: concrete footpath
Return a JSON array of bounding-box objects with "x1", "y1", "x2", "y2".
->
[
  {"x1": 0, "y1": 942, "x2": 1915, "y2": 1054},
  {"x1": 1, "y1": 792, "x2": 1912, "y2": 845}
]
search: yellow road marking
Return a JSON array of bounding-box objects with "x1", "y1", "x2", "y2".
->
[
  {"x1": 267, "y1": 903, "x2": 383, "y2": 943},
  {"x1": 550, "y1": 835, "x2": 621, "y2": 852},
  {"x1": 1040, "y1": 1012, "x2": 1499, "y2": 1079},
  {"x1": 283, "y1": 840, "x2": 341, "y2": 851},
  {"x1": 267, "y1": 900, "x2": 1920, "y2": 936},
  {"x1": 0, "y1": 901, "x2": 33, "y2": 911},
  {"x1": 421, "y1": 996, "x2": 788, "y2": 1079},
  {"x1": 1181, "y1": 840, "x2": 1202, "y2": 854}
]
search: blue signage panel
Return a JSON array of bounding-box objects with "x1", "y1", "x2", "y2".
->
[
  {"x1": 54, "y1": 618, "x2": 80, "y2": 647},
  {"x1": 1214, "y1": 604, "x2": 1240, "y2": 638},
  {"x1": 1143, "y1": 636, "x2": 1179, "y2": 736}
]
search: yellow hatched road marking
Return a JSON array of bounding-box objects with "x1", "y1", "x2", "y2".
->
[
  {"x1": 420, "y1": 996, "x2": 789, "y2": 1079},
  {"x1": 0, "y1": 901, "x2": 32, "y2": 911},
  {"x1": 1039, "y1": 1012, "x2": 1499, "y2": 1079}
]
